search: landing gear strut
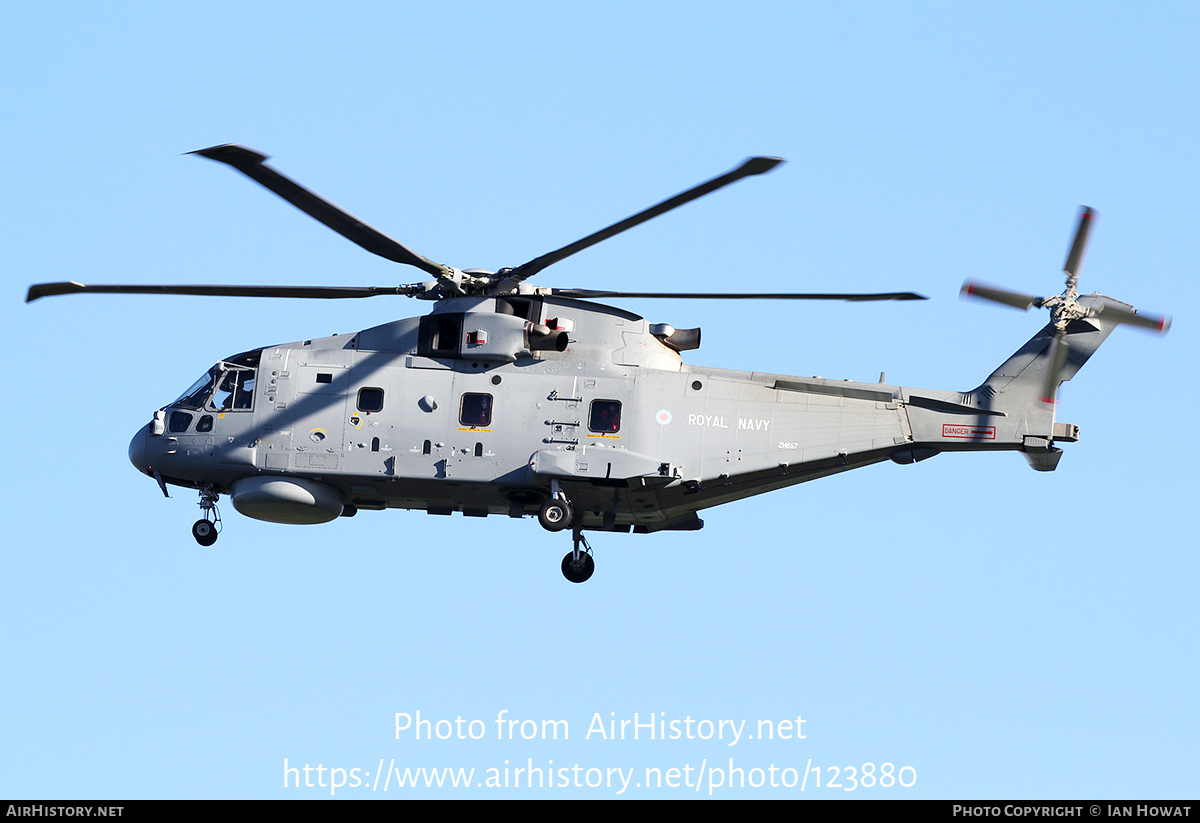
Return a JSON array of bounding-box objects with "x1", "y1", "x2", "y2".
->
[
  {"x1": 561, "y1": 524, "x2": 594, "y2": 583},
  {"x1": 537, "y1": 484, "x2": 595, "y2": 582},
  {"x1": 538, "y1": 480, "x2": 573, "y2": 532},
  {"x1": 192, "y1": 486, "x2": 221, "y2": 546}
]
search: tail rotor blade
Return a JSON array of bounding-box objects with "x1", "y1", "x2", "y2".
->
[
  {"x1": 961, "y1": 281, "x2": 1039, "y2": 311},
  {"x1": 1063, "y1": 206, "x2": 1096, "y2": 281},
  {"x1": 1040, "y1": 331, "x2": 1070, "y2": 405},
  {"x1": 1095, "y1": 302, "x2": 1172, "y2": 333}
]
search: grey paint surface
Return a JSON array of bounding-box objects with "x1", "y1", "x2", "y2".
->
[{"x1": 129, "y1": 293, "x2": 1122, "y2": 535}]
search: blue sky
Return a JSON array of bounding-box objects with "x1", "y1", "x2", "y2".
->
[{"x1": 3, "y1": 1, "x2": 1197, "y2": 799}]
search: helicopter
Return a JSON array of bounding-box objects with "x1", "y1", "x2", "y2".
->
[{"x1": 26, "y1": 146, "x2": 1169, "y2": 582}]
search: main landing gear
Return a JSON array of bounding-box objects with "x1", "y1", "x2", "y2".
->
[
  {"x1": 192, "y1": 486, "x2": 221, "y2": 546},
  {"x1": 537, "y1": 481, "x2": 573, "y2": 532},
  {"x1": 538, "y1": 483, "x2": 595, "y2": 583},
  {"x1": 538, "y1": 497, "x2": 573, "y2": 531},
  {"x1": 562, "y1": 525, "x2": 594, "y2": 584}
]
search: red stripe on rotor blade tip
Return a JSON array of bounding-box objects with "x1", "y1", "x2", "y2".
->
[{"x1": 1039, "y1": 396, "x2": 1057, "y2": 405}]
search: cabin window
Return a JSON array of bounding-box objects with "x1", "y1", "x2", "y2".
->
[
  {"x1": 459, "y1": 393, "x2": 493, "y2": 427},
  {"x1": 588, "y1": 400, "x2": 621, "y2": 432},
  {"x1": 168, "y1": 411, "x2": 193, "y2": 433},
  {"x1": 196, "y1": 415, "x2": 214, "y2": 433},
  {"x1": 357, "y1": 387, "x2": 385, "y2": 412}
]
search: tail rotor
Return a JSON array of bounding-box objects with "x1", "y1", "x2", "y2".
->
[{"x1": 962, "y1": 206, "x2": 1170, "y2": 405}]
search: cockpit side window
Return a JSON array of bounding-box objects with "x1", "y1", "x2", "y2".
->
[
  {"x1": 212, "y1": 368, "x2": 256, "y2": 410},
  {"x1": 173, "y1": 350, "x2": 261, "y2": 413}
]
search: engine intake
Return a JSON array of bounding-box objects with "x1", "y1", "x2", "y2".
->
[{"x1": 650, "y1": 323, "x2": 701, "y2": 352}]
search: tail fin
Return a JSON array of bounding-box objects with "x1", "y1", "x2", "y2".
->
[
  {"x1": 898, "y1": 294, "x2": 1156, "y2": 470},
  {"x1": 967, "y1": 294, "x2": 1125, "y2": 415},
  {"x1": 961, "y1": 294, "x2": 1126, "y2": 468}
]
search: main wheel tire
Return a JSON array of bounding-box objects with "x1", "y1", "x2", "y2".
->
[
  {"x1": 561, "y1": 550, "x2": 595, "y2": 583},
  {"x1": 538, "y1": 499, "x2": 572, "y2": 532},
  {"x1": 192, "y1": 519, "x2": 218, "y2": 546}
]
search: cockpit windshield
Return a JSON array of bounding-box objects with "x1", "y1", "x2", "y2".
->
[{"x1": 172, "y1": 349, "x2": 261, "y2": 411}]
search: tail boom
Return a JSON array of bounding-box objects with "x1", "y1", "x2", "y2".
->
[{"x1": 898, "y1": 294, "x2": 1126, "y2": 470}]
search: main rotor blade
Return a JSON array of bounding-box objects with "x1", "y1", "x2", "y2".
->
[
  {"x1": 190, "y1": 145, "x2": 449, "y2": 278},
  {"x1": 1063, "y1": 206, "x2": 1096, "y2": 280},
  {"x1": 502, "y1": 156, "x2": 786, "y2": 284},
  {"x1": 26, "y1": 282, "x2": 418, "y2": 302},
  {"x1": 960, "y1": 281, "x2": 1039, "y2": 311},
  {"x1": 550, "y1": 288, "x2": 926, "y2": 301}
]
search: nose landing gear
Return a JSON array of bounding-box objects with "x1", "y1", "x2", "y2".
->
[{"x1": 192, "y1": 486, "x2": 221, "y2": 546}]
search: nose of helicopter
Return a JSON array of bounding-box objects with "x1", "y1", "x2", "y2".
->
[{"x1": 128, "y1": 425, "x2": 151, "y2": 476}]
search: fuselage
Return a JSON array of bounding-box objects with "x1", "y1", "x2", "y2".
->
[{"x1": 129, "y1": 294, "x2": 1103, "y2": 532}]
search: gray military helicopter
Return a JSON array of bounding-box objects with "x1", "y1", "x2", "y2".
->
[{"x1": 27, "y1": 146, "x2": 1169, "y2": 582}]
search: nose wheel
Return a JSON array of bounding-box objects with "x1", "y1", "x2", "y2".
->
[
  {"x1": 192, "y1": 519, "x2": 218, "y2": 546},
  {"x1": 192, "y1": 486, "x2": 221, "y2": 546}
]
